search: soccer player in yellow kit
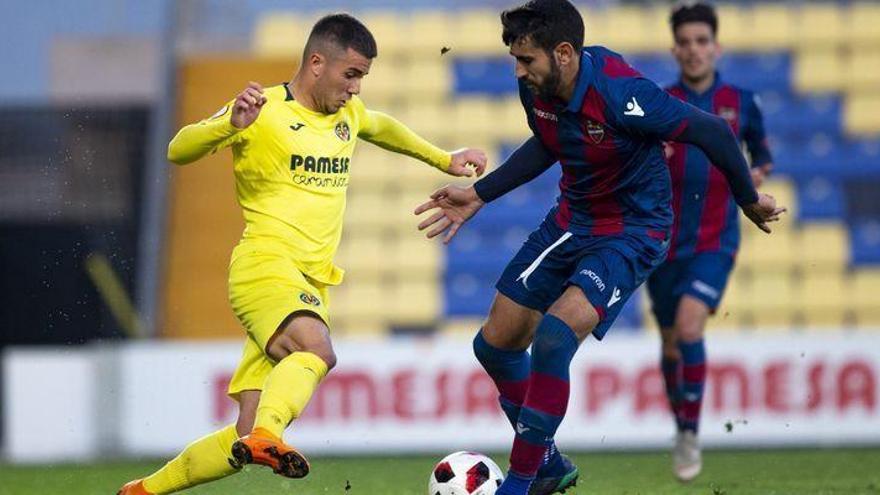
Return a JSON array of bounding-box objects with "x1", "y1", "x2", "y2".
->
[{"x1": 119, "y1": 13, "x2": 486, "y2": 495}]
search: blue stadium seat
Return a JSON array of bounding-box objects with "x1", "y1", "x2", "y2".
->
[
  {"x1": 795, "y1": 176, "x2": 846, "y2": 222},
  {"x1": 453, "y1": 58, "x2": 517, "y2": 96},
  {"x1": 626, "y1": 54, "x2": 679, "y2": 87},
  {"x1": 849, "y1": 220, "x2": 880, "y2": 266},
  {"x1": 761, "y1": 92, "x2": 842, "y2": 138},
  {"x1": 718, "y1": 53, "x2": 791, "y2": 91},
  {"x1": 774, "y1": 136, "x2": 878, "y2": 179},
  {"x1": 443, "y1": 271, "x2": 497, "y2": 316}
]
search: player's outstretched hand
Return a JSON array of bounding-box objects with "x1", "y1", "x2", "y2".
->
[
  {"x1": 742, "y1": 193, "x2": 786, "y2": 234},
  {"x1": 414, "y1": 185, "x2": 485, "y2": 244},
  {"x1": 447, "y1": 148, "x2": 488, "y2": 178},
  {"x1": 231, "y1": 81, "x2": 267, "y2": 129}
]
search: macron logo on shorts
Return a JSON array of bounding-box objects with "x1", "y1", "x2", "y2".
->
[{"x1": 580, "y1": 269, "x2": 606, "y2": 292}]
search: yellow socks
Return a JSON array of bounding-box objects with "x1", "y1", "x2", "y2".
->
[
  {"x1": 254, "y1": 352, "x2": 329, "y2": 438},
  {"x1": 142, "y1": 424, "x2": 239, "y2": 495}
]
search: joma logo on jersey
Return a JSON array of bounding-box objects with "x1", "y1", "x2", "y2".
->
[{"x1": 290, "y1": 155, "x2": 350, "y2": 174}]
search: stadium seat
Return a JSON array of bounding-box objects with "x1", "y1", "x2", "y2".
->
[
  {"x1": 844, "y1": 93, "x2": 880, "y2": 136},
  {"x1": 794, "y1": 272, "x2": 849, "y2": 327},
  {"x1": 451, "y1": 97, "x2": 498, "y2": 143},
  {"x1": 359, "y1": 12, "x2": 406, "y2": 57},
  {"x1": 444, "y1": 271, "x2": 496, "y2": 317},
  {"x1": 438, "y1": 318, "x2": 485, "y2": 336},
  {"x1": 792, "y1": 49, "x2": 845, "y2": 93},
  {"x1": 331, "y1": 281, "x2": 389, "y2": 331},
  {"x1": 852, "y1": 269, "x2": 880, "y2": 326},
  {"x1": 404, "y1": 11, "x2": 454, "y2": 57},
  {"x1": 252, "y1": 13, "x2": 309, "y2": 57},
  {"x1": 718, "y1": 53, "x2": 791, "y2": 92},
  {"x1": 388, "y1": 280, "x2": 441, "y2": 326},
  {"x1": 849, "y1": 220, "x2": 880, "y2": 266},
  {"x1": 715, "y1": 4, "x2": 751, "y2": 50},
  {"x1": 598, "y1": 7, "x2": 654, "y2": 53},
  {"x1": 399, "y1": 61, "x2": 451, "y2": 103},
  {"x1": 336, "y1": 233, "x2": 385, "y2": 281},
  {"x1": 795, "y1": 176, "x2": 846, "y2": 222},
  {"x1": 794, "y1": 223, "x2": 849, "y2": 272},
  {"x1": 844, "y1": 51, "x2": 880, "y2": 92},
  {"x1": 452, "y1": 58, "x2": 517, "y2": 96},
  {"x1": 739, "y1": 228, "x2": 795, "y2": 271},
  {"x1": 388, "y1": 234, "x2": 442, "y2": 280},
  {"x1": 748, "y1": 4, "x2": 795, "y2": 51},
  {"x1": 846, "y1": 3, "x2": 880, "y2": 48},
  {"x1": 364, "y1": 57, "x2": 403, "y2": 104},
  {"x1": 795, "y1": 3, "x2": 846, "y2": 48},
  {"x1": 451, "y1": 10, "x2": 504, "y2": 56}
]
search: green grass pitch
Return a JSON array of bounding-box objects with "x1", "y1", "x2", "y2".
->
[{"x1": 1, "y1": 448, "x2": 878, "y2": 494}]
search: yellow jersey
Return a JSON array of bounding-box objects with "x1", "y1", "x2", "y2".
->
[{"x1": 168, "y1": 83, "x2": 451, "y2": 285}]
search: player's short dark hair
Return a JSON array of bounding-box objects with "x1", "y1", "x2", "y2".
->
[
  {"x1": 501, "y1": 0, "x2": 584, "y2": 53},
  {"x1": 305, "y1": 13, "x2": 377, "y2": 59},
  {"x1": 670, "y1": 1, "x2": 718, "y2": 38}
]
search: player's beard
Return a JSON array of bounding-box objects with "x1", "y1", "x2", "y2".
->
[{"x1": 537, "y1": 57, "x2": 563, "y2": 102}]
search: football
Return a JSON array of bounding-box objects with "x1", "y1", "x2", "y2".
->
[{"x1": 428, "y1": 451, "x2": 505, "y2": 495}]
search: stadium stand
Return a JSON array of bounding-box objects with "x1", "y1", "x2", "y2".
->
[{"x1": 161, "y1": 3, "x2": 880, "y2": 338}]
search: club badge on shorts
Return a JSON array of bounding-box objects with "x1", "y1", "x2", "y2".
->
[
  {"x1": 335, "y1": 121, "x2": 351, "y2": 142},
  {"x1": 299, "y1": 292, "x2": 321, "y2": 306}
]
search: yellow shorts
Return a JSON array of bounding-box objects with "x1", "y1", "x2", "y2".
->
[{"x1": 226, "y1": 244, "x2": 330, "y2": 399}]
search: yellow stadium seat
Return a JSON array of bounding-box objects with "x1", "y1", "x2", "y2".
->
[
  {"x1": 795, "y1": 4, "x2": 846, "y2": 48},
  {"x1": 792, "y1": 49, "x2": 846, "y2": 93},
  {"x1": 852, "y1": 269, "x2": 880, "y2": 326},
  {"x1": 336, "y1": 233, "x2": 386, "y2": 281},
  {"x1": 846, "y1": 3, "x2": 880, "y2": 48},
  {"x1": 331, "y1": 281, "x2": 388, "y2": 326},
  {"x1": 397, "y1": 101, "x2": 452, "y2": 142},
  {"x1": 738, "y1": 227, "x2": 795, "y2": 270},
  {"x1": 452, "y1": 97, "x2": 497, "y2": 143},
  {"x1": 715, "y1": 5, "x2": 751, "y2": 51},
  {"x1": 439, "y1": 318, "x2": 485, "y2": 336},
  {"x1": 748, "y1": 310, "x2": 796, "y2": 330},
  {"x1": 599, "y1": 7, "x2": 652, "y2": 52},
  {"x1": 388, "y1": 280, "x2": 441, "y2": 326},
  {"x1": 491, "y1": 97, "x2": 532, "y2": 141},
  {"x1": 844, "y1": 51, "x2": 880, "y2": 92},
  {"x1": 794, "y1": 223, "x2": 849, "y2": 272},
  {"x1": 452, "y1": 10, "x2": 505, "y2": 56},
  {"x1": 404, "y1": 11, "x2": 454, "y2": 57},
  {"x1": 252, "y1": 13, "x2": 310, "y2": 57},
  {"x1": 747, "y1": 4, "x2": 796, "y2": 50},
  {"x1": 794, "y1": 273, "x2": 850, "y2": 327},
  {"x1": 844, "y1": 93, "x2": 880, "y2": 136},
  {"x1": 747, "y1": 273, "x2": 795, "y2": 312},
  {"x1": 345, "y1": 192, "x2": 394, "y2": 232},
  {"x1": 642, "y1": 5, "x2": 674, "y2": 52},
  {"x1": 363, "y1": 57, "x2": 402, "y2": 104},
  {"x1": 360, "y1": 12, "x2": 406, "y2": 57},
  {"x1": 387, "y1": 234, "x2": 442, "y2": 280},
  {"x1": 398, "y1": 61, "x2": 451, "y2": 104}
]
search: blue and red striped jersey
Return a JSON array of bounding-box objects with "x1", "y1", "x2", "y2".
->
[
  {"x1": 520, "y1": 46, "x2": 693, "y2": 238},
  {"x1": 664, "y1": 74, "x2": 772, "y2": 260}
]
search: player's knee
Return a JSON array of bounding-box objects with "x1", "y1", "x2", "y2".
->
[
  {"x1": 315, "y1": 348, "x2": 337, "y2": 371},
  {"x1": 547, "y1": 286, "x2": 599, "y2": 338},
  {"x1": 481, "y1": 318, "x2": 530, "y2": 351},
  {"x1": 676, "y1": 320, "x2": 704, "y2": 343}
]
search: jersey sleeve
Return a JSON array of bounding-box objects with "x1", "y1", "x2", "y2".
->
[
  {"x1": 741, "y1": 91, "x2": 773, "y2": 168},
  {"x1": 355, "y1": 97, "x2": 451, "y2": 171},
  {"x1": 613, "y1": 77, "x2": 692, "y2": 140},
  {"x1": 166, "y1": 99, "x2": 248, "y2": 165}
]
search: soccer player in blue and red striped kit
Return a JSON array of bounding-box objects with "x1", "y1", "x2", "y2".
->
[
  {"x1": 647, "y1": 2, "x2": 775, "y2": 482},
  {"x1": 416, "y1": 1, "x2": 784, "y2": 494}
]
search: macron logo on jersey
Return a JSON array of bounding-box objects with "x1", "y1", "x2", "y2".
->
[
  {"x1": 607, "y1": 287, "x2": 622, "y2": 307},
  {"x1": 624, "y1": 97, "x2": 645, "y2": 117},
  {"x1": 533, "y1": 108, "x2": 558, "y2": 122}
]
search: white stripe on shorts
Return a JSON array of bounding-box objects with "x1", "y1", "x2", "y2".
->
[{"x1": 516, "y1": 232, "x2": 573, "y2": 290}]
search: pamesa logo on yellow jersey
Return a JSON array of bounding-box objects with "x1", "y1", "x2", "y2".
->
[{"x1": 289, "y1": 154, "x2": 350, "y2": 188}]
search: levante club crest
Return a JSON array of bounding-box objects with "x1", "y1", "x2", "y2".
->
[
  {"x1": 586, "y1": 120, "x2": 605, "y2": 144},
  {"x1": 335, "y1": 121, "x2": 351, "y2": 142}
]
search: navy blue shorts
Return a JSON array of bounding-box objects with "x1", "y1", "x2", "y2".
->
[
  {"x1": 495, "y1": 219, "x2": 669, "y2": 340},
  {"x1": 646, "y1": 252, "x2": 735, "y2": 328}
]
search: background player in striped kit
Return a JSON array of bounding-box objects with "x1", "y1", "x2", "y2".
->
[{"x1": 647, "y1": 1, "x2": 775, "y2": 482}]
